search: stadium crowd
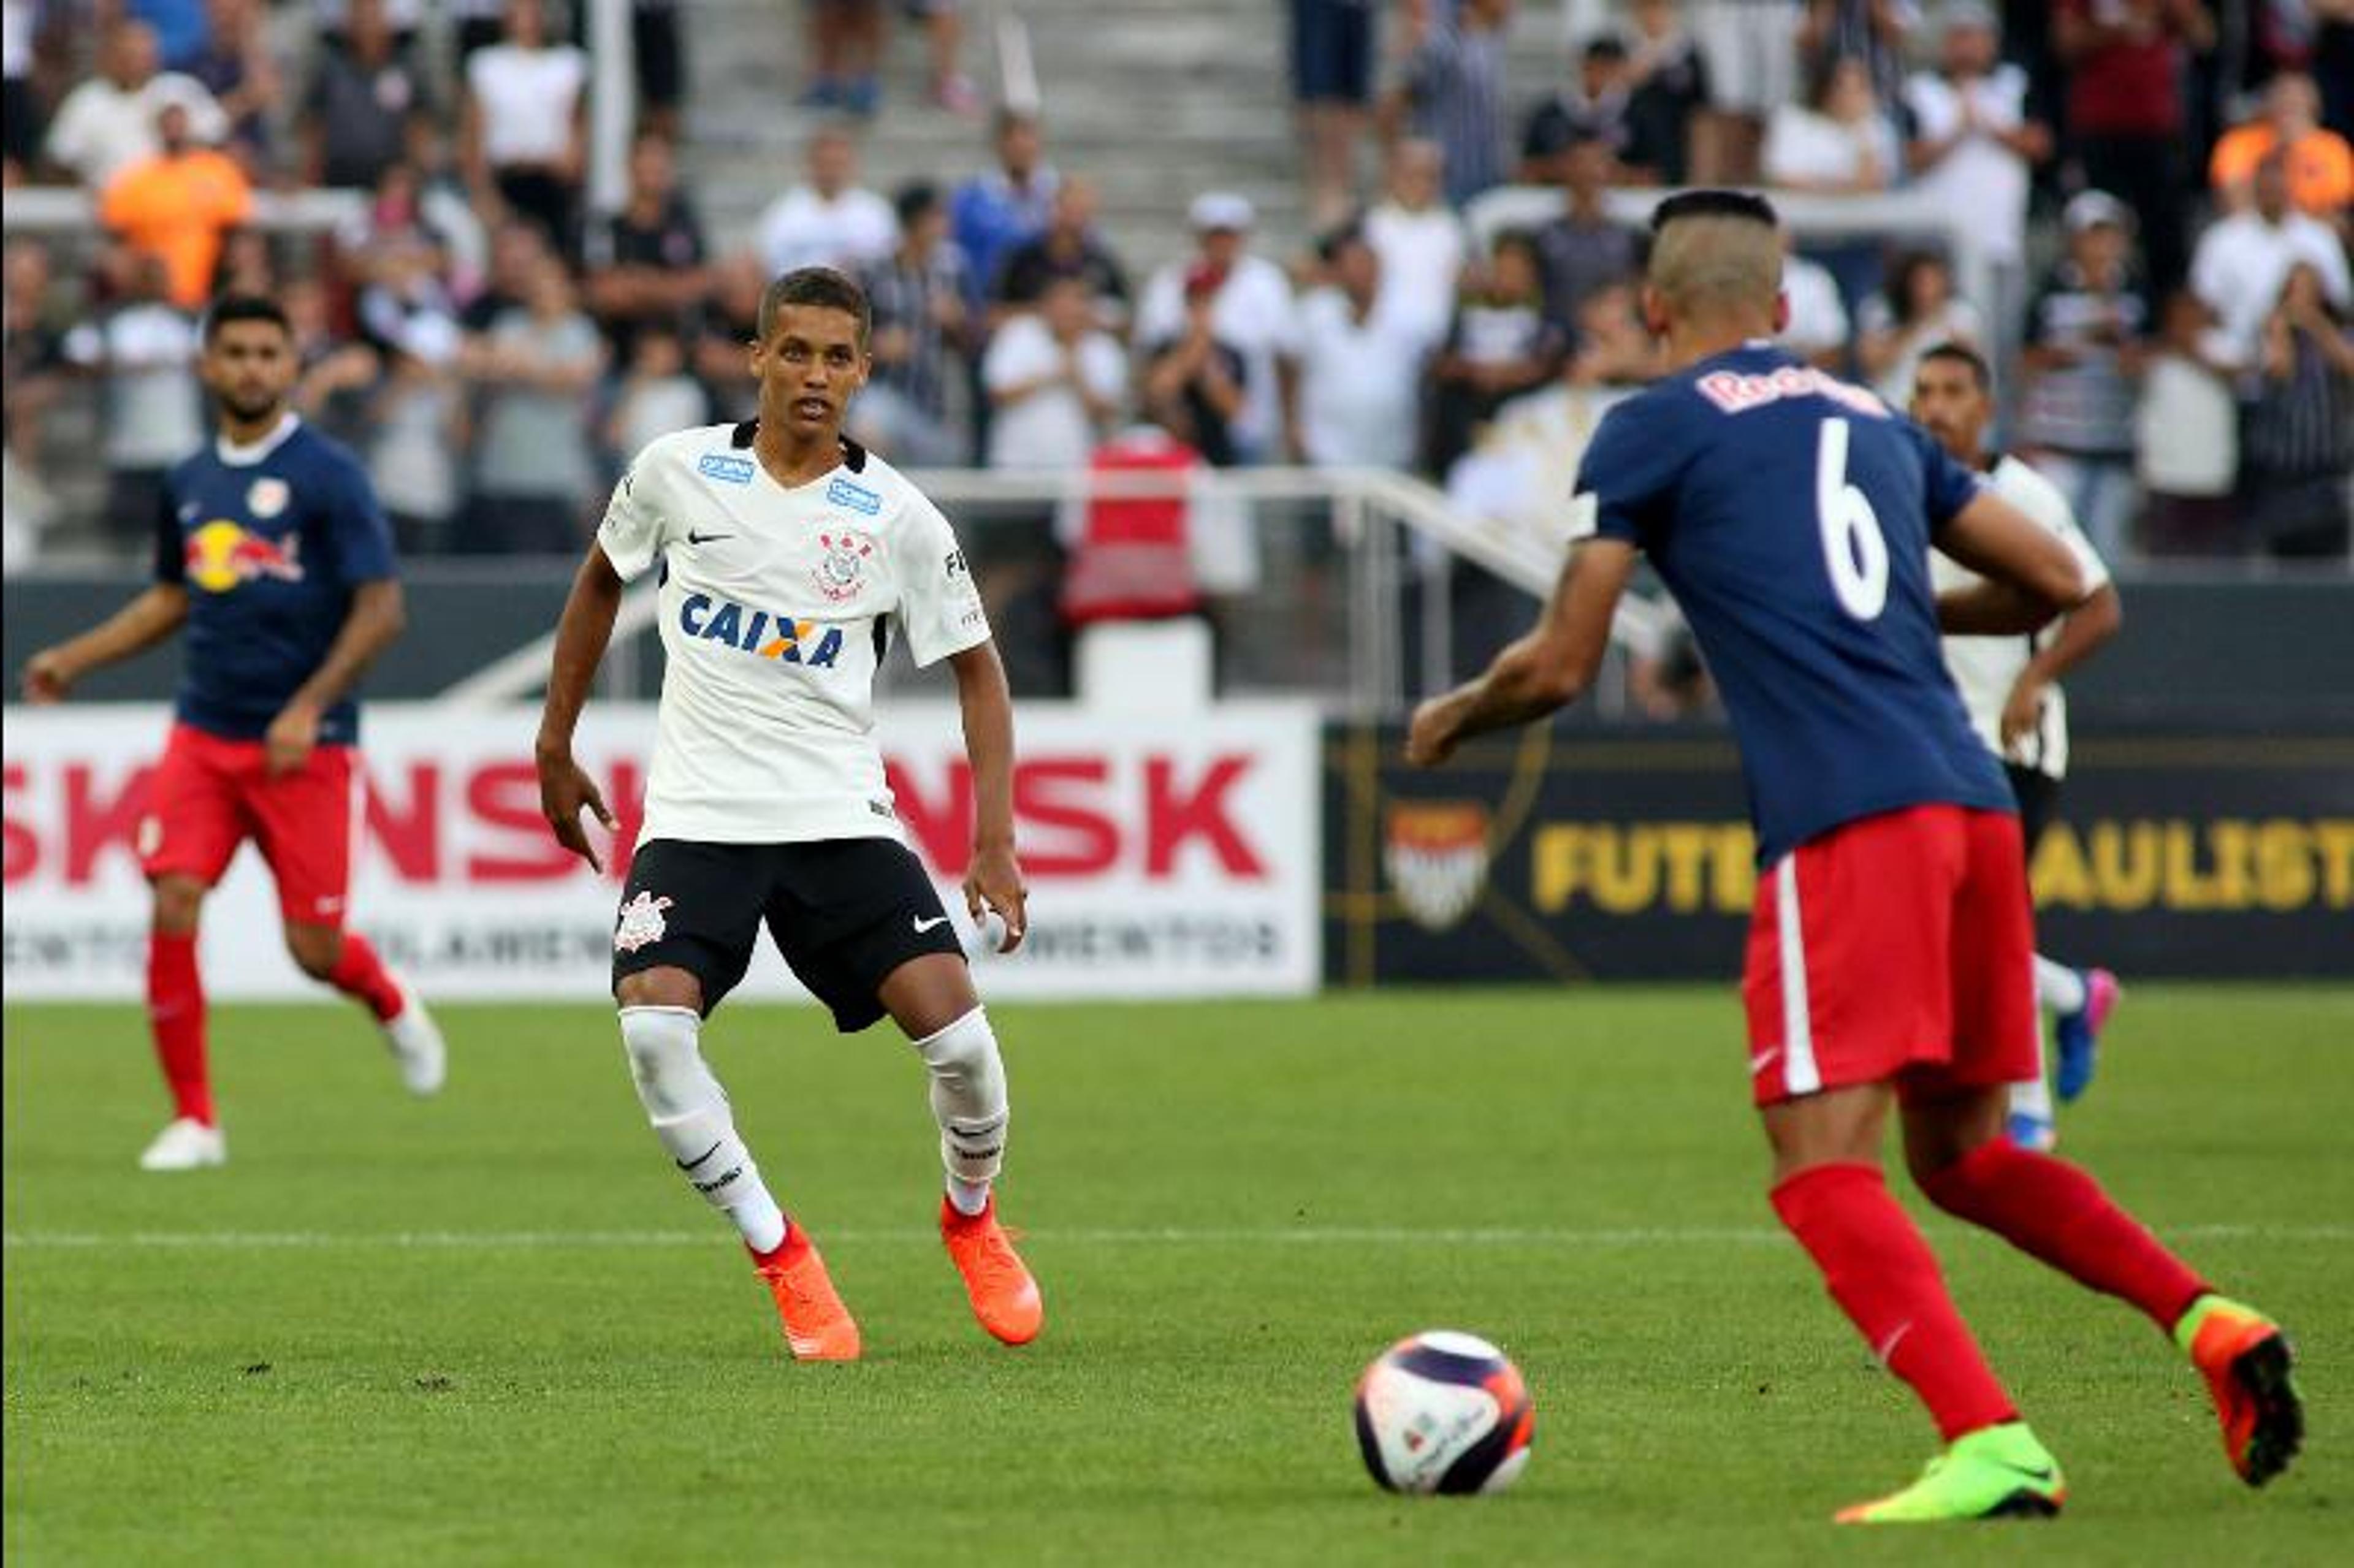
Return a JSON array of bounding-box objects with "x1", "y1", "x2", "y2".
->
[{"x1": 2, "y1": 0, "x2": 2348, "y2": 575}]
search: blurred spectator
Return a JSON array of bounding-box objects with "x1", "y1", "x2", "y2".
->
[
  {"x1": 1762, "y1": 51, "x2": 1899, "y2": 194},
  {"x1": 1141, "y1": 265, "x2": 1251, "y2": 467},
  {"x1": 402, "y1": 117, "x2": 490, "y2": 298},
  {"x1": 1904, "y1": 5, "x2": 2049, "y2": 301},
  {"x1": 994, "y1": 176, "x2": 1130, "y2": 336},
  {"x1": 983, "y1": 273, "x2": 1124, "y2": 469},
  {"x1": 1396, "y1": 0, "x2": 1512, "y2": 207},
  {"x1": 367, "y1": 322, "x2": 467, "y2": 554},
  {"x1": 287, "y1": 276, "x2": 381, "y2": 443},
  {"x1": 2189, "y1": 148, "x2": 2353, "y2": 369},
  {"x1": 2053, "y1": 0, "x2": 2215, "y2": 296},
  {"x1": 129, "y1": 0, "x2": 210, "y2": 72},
  {"x1": 1422, "y1": 229, "x2": 1568, "y2": 474},
  {"x1": 98, "y1": 100, "x2": 251, "y2": 310},
  {"x1": 1523, "y1": 34, "x2": 1636, "y2": 183},
  {"x1": 1059, "y1": 413, "x2": 1206, "y2": 628},
  {"x1": 1685, "y1": 0, "x2": 1803, "y2": 181},
  {"x1": 757, "y1": 123, "x2": 897, "y2": 278},
  {"x1": 303, "y1": 0, "x2": 431, "y2": 189},
  {"x1": 210, "y1": 227, "x2": 275, "y2": 295},
  {"x1": 45, "y1": 18, "x2": 225, "y2": 190},
  {"x1": 801, "y1": 0, "x2": 883, "y2": 115},
  {"x1": 1532, "y1": 132, "x2": 1642, "y2": 329},
  {"x1": 460, "y1": 254, "x2": 605, "y2": 552},
  {"x1": 185, "y1": 0, "x2": 278, "y2": 174},
  {"x1": 354, "y1": 234, "x2": 460, "y2": 370},
  {"x1": 627, "y1": 0, "x2": 688, "y2": 140},
  {"x1": 3, "y1": 237, "x2": 66, "y2": 473},
  {"x1": 2135, "y1": 289, "x2": 2241, "y2": 555},
  {"x1": 1778, "y1": 234, "x2": 1851, "y2": 369},
  {"x1": 1856, "y1": 249, "x2": 1982, "y2": 411},
  {"x1": 462, "y1": 0, "x2": 587, "y2": 250},
  {"x1": 2241, "y1": 262, "x2": 2354, "y2": 557},
  {"x1": 1294, "y1": 226, "x2": 1425, "y2": 470},
  {"x1": 581, "y1": 131, "x2": 710, "y2": 362},
  {"x1": 1797, "y1": 0, "x2": 1914, "y2": 106},
  {"x1": 606, "y1": 325, "x2": 710, "y2": 462},
  {"x1": 2209, "y1": 72, "x2": 2353, "y2": 223},
  {"x1": 1290, "y1": 0, "x2": 1378, "y2": 229},
  {"x1": 951, "y1": 110, "x2": 1056, "y2": 314},
  {"x1": 311, "y1": 0, "x2": 428, "y2": 50},
  {"x1": 2, "y1": 0, "x2": 39, "y2": 183},
  {"x1": 1623, "y1": 0, "x2": 1713, "y2": 186},
  {"x1": 910, "y1": 0, "x2": 980, "y2": 115},
  {"x1": 1135, "y1": 192, "x2": 1302, "y2": 465},
  {"x1": 694, "y1": 251, "x2": 767, "y2": 419},
  {"x1": 852, "y1": 180, "x2": 970, "y2": 467},
  {"x1": 1566, "y1": 280, "x2": 1659, "y2": 387},
  {"x1": 2020, "y1": 192, "x2": 2150, "y2": 558},
  {"x1": 1363, "y1": 138, "x2": 1466, "y2": 348},
  {"x1": 449, "y1": 0, "x2": 505, "y2": 60},
  {"x1": 61, "y1": 247, "x2": 202, "y2": 554},
  {"x1": 461, "y1": 219, "x2": 550, "y2": 332}
]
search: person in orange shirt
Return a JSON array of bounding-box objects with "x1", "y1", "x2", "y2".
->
[
  {"x1": 99, "y1": 101, "x2": 254, "y2": 309},
  {"x1": 2209, "y1": 72, "x2": 2354, "y2": 224}
]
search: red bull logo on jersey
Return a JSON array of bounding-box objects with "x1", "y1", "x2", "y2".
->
[
  {"x1": 679, "y1": 592, "x2": 844, "y2": 667},
  {"x1": 1695, "y1": 365, "x2": 1887, "y2": 419},
  {"x1": 183, "y1": 520, "x2": 305, "y2": 593}
]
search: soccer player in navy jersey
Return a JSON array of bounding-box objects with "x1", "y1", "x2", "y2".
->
[
  {"x1": 1406, "y1": 193, "x2": 2301, "y2": 1521},
  {"x1": 22, "y1": 295, "x2": 446, "y2": 1171}
]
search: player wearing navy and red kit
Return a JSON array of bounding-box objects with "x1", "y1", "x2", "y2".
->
[
  {"x1": 1407, "y1": 194, "x2": 2301, "y2": 1521},
  {"x1": 22, "y1": 296, "x2": 446, "y2": 1171}
]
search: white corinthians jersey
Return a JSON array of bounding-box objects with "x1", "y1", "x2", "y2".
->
[
  {"x1": 600, "y1": 424, "x2": 990, "y2": 844},
  {"x1": 1931, "y1": 454, "x2": 2111, "y2": 781}
]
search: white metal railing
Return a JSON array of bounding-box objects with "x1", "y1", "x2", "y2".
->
[
  {"x1": 435, "y1": 465, "x2": 1667, "y2": 712},
  {"x1": 0, "y1": 185, "x2": 369, "y2": 235}
]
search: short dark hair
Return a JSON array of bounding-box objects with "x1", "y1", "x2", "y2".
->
[
  {"x1": 756, "y1": 266, "x2": 870, "y2": 347},
  {"x1": 894, "y1": 179, "x2": 940, "y2": 229},
  {"x1": 1919, "y1": 339, "x2": 1992, "y2": 392},
  {"x1": 1650, "y1": 188, "x2": 1780, "y2": 237},
  {"x1": 202, "y1": 294, "x2": 292, "y2": 344},
  {"x1": 1582, "y1": 34, "x2": 1629, "y2": 64}
]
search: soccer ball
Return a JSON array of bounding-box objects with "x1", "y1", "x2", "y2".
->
[{"x1": 1353, "y1": 1331, "x2": 1535, "y2": 1495}]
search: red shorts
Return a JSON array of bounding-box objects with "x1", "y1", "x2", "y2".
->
[
  {"x1": 137, "y1": 722, "x2": 359, "y2": 927},
  {"x1": 1741, "y1": 804, "x2": 2037, "y2": 1106}
]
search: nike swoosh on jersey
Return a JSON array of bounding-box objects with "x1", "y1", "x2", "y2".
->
[
  {"x1": 687, "y1": 530, "x2": 734, "y2": 545},
  {"x1": 912, "y1": 915, "x2": 951, "y2": 934}
]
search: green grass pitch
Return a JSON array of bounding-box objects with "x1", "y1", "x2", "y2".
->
[{"x1": 6, "y1": 986, "x2": 2348, "y2": 1565}]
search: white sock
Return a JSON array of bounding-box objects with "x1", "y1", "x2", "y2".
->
[
  {"x1": 911, "y1": 1006, "x2": 1008, "y2": 1216},
  {"x1": 2008, "y1": 1068, "x2": 2055, "y2": 1125},
  {"x1": 619, "y1": 1006, "x2": 788, "y2": 1254},
  {"x1": 2034, "y1": 955, "x2": 2087, "y2": 1015}
]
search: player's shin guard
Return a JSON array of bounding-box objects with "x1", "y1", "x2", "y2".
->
[
  {"x1": 618, "y1": 1005, "x2": 787, "y2": 1252},
  {"x1": 1772, "y1": 1162, "x2": 2019, "y2": 1442},
  {"x1": 147, "y1": 929, "x2": 213, "y2": 1126},
  {"x1": 1921, "y1": 1138, "x2": 2207, "y2": 1330},
  {"x1": 912, "y1": 1007, "x2": 1007, "y2": 1216}
]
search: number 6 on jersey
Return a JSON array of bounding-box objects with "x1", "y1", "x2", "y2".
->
[{"x1": 1816, "y1": 418, "x2": 1889, "y2": 621}]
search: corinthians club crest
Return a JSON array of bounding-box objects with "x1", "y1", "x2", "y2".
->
[
  {"x1": 1384, "y1": 801, "x2": 1491, "y2": 932},
  {"x1": 811, "y1": 530, "x2": 875, "y2": 603}
]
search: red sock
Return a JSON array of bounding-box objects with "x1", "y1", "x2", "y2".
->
[
  {"x1": 1921, "y1": 1138, "x2": 2209, "y2": 1331},
  {"x1": 1771, "y1": 1162, "x2": 2018, "y2": 1443},
  {"x1": 750, "y1": 1220, "x2": 807, "y2": 1268},
  {"x1": 147, "y1": 930, "x2": 213, "y2": 1126},
  {"x1": 326, "y1": 932, "x2": 405, "y2": 1023}
]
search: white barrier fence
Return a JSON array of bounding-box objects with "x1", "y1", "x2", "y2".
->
[{"x1": 3, "y1": 702, "x2": 1322, "y2": 1003}]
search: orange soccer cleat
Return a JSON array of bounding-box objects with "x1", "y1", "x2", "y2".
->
[
  {"x1": 750, "y1": 1228, "x2": 862, "y2": 1362},
  {"x1": 940, "y1": 1195, "x2": 1043, "y2": 1346},
  {"x1": 2177, "y1": 1295, "x2": 2303, "y2": 1487}
]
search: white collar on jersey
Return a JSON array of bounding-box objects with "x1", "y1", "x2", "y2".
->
[{"x1": 215, "y1": 411, "x2": 302, "y2": 468}]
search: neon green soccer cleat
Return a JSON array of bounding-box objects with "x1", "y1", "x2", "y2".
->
[{"x1": 1835, "y1": 1422, "x2": 2065, "y2": 1524}]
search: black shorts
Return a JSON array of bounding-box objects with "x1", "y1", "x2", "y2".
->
[
  {"x1": 612, "y1": 837, "x2": 964, "y2": 1031},
  {"x1": 1289, "y1": 0, "x2": 1376, "y2": 104},
  {"x1": 2004, "y1": 763, "x2": 2061, "y2": 857}
]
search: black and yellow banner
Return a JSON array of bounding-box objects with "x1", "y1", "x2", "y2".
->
[{"x1": 1324, "y1": 727, "x2": 2354, "y2": 983}]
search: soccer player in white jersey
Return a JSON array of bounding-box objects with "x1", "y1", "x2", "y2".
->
[
  {"x1": 533, "y1": 267, "x2": 1040, "y2": 1361},
  {"x1": 1911, "y1": 342, "x2": 2124, "y2": 1152}
]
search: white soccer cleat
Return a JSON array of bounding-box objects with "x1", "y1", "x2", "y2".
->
[
  {"x1": 381, "y1": 976, "x2": 447, "y2": 1097},
  {"x1": 138, "y1": 1117, "x2": 227, "y2": 1171}
]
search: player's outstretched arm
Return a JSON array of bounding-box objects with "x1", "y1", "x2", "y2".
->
[
  {"x1": 19, "y1": 584, "x2": 189, "y2": 702},
  {"x1": 535, "y1": 541, "x2": 625, "y2": 872},
  {"x1": 1405, "y1": 538, "x2": 1637, "y2": 768},
  {"x1": 948, "y1": 639, "x2": 1027, "y2": 953},
  {"x1": 265, "y1": 579, "x2": 406, "y2": 774},
  {"x1": 1935, "y1": 491, "x2": 2094, "y2": 636}
]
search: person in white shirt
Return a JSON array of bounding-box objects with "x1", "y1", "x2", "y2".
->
[
  {"x1": 44, "y1": 18, "x2": 227, "y2": 191},
  {"x1": 1903, "y1": 6, "x2": 2048, "y2": 272},
  {"x1": 1913, "y1": 341, "x2": 2124, "y2": 1154},
  {"x1": 1362, "y1": 139, "x2": 1469, "y2": 347},
  {"x1": 535, "y1": 265, "x2": 1042, "y2": 1364},
  {"x1": 1778, "y1": 240, "x2": 1851, "y2": 370},
  {"x1": 1762, "y1": 53, "x2": 1899, "y2": 195},
  {"x1": 460, "y1": 0, "x2": 587, "y2": 246},
  {"x1": 1134, "y1": 192, "x2": 1303, "y2": 464},
  {"x1": 756, "y1": 123, "x2": 900, "y2": 280},
  {"x1": 1295, "y1": 226, "x2": 1428, "y2": 470},
  {"x1": 981, "y1": 273, "x2": 1125, "y2": 468},
  {"x1": 2188, "y1": 148, "x2": 2353, "y2": 370}
]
